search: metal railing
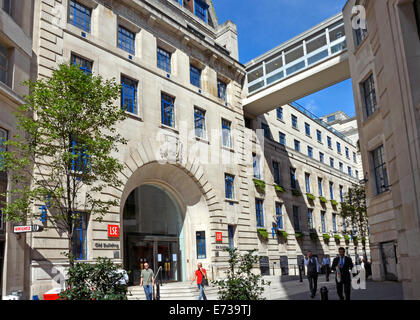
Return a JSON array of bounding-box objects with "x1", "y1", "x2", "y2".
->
[{"x1": 153, "y1": 266, "x2": 163, "y2": 300}]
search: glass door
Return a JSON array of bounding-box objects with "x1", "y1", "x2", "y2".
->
[
  {"x1": 128, "y1": 239, "x2": 154, "y2": 285},
  {"x1": 157, "y1": 241, "x2": 180, "y2": 282}
]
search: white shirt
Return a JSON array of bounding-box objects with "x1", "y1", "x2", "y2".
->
[{"x1": 304, "y1": 257, "x2": 319, "y2": 273}]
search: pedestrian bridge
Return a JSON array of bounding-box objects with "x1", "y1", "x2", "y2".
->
[{"x1": 243, "y1": 13, "x2": 350, "y2": 116}]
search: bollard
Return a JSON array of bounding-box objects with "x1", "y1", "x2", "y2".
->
[{"x1": 320, "y1": 286, "x2": 328, "y2": 300}]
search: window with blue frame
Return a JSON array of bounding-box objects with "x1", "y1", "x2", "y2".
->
[
  {"x1": 305, "y1": 173, "x2": 310, "y2": 193},
  {"x1": 157, "y1": 47, "x2": 171, "y2": 73},
  {"x1": 73, "y1": 212, "x2": 88, "y2": 260},
  {"x1": 342, "y1": 217, "x2": 347, "y2": 232},
  {"x1": 190, "y1": 65, "x2": 201, "y2": 88},
  {"x1": 339, "y1": 185, "x2": 344, "y2": 202},
  {"x1": 222, "y1": 119, "x2": 232, "y2": 148},
  {"x1": 279, "y1": 132, "x2": 286, "y2": 146},
  {"x1": 321, "y1": 211, "x2": 326, "y2": 233},
  {"x1": 71, "y1": 137, "x2": 89, "y2": 174},
  {"x1": 329, "y1": 182, "x2": 334, "y2": 200},
  {"x1": 362, "y1": 74, "x2": 377, "y2": 118},
  {"x1": 194, "y1": 107, "x2": 206, "y2": 138},
  {"x1": 339, "y1": 162, "x2": 343, "y2": 172},
  {"x1": 332, "y1": 214, "x2": 337, "y2": 233},
  {"x1": 273, "y1": 161, "x2": 280, "y2": 185},
  {"x1": 337, "y1": 142, "x2": 341, "y2": 154},
  {"x1": 69, "y1": 0, "x2": 91, "y2": 33},
  {"x1": 174, "y1": 0, "x2": 183, "y2": 5},
  {"x1": 276, "y1": 107, "x2": 283, "y2": 120},
  {"x1": 225, "y1": 174, "x2": 234, "y2": 200},
  {"x1": 327, "y1": 136, "x2": 332, "y2": 148},
  {"x1": 308, "y1": 146, "x2": 313, "y2": 158},
  {"x1": 345, "y1": 147, "x2": 349, "y2": 159},
  {"x1": 319, "y1": 152, "x2": 324, "y2": 163},
  {"x1": 71, "y1": 54, "x2": 92, "y2": 75},
  {"x1": 290, "y1": 168, "x2": 297, "y2": 189},
  {"x1": 353, "y1": 152, "x2": 357, "y2": 163},
  {"x1": 217, "y1": 79, "x2": 227, "y2": 102},
  {"x1": 293, "y1": 206, "x2": 300, "y2": 231},
  {"x1": 305, "y1": 123, "x2": 311, "y2": 136},
  {"x1": 348, "y1": 166, "x2": 352, "y2": 176},
  {"x1": 275, "y1": 202, "x2": 284, "y2": 230},
  {"x1": 330, "y1": 157, "x2": 334, "y2": 168},
  {"x1": 194, "y1": 0, "x2": 208, "y2": 23},
  {"x1": 161, "y1": 93, "x2": 175, "y2": 127},
  {"x1": 228, "y1": 225, "x2": 235, "y2": 249},
  {"x1": 316, "y1": 130, "x2": 322, "y2": 143},
  {"x1": 294, "y1": 139, "x2": 300, "y2": 152},
  {"x1": 308, "y1": 209, "x2": 314, "y2": 229},
  {"x1": 318, "y1": 177, "x2": 323, "y2": 196},
  {"x1": 255, "y1": 199, "x2": 264, "y2": 228},
  {"x1": 196, "y1": 231, "x2": 206, "y2": 259},
  {"x1": 121, "y1": 76, "x2": 138, "y2": 114},
  {"x1": 261, "y1": 123, "x2": 271, "y2": 139},
  {"x1": 118, "y1": 25, "x2": 135, "y2": 55},
  {"x1": 291, "y1": 115, "x2": 298, "y2": 129},
  {"x1": 253, "y1": 153, "x2": 261, "y2": 179}
]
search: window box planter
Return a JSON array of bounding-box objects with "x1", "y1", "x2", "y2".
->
[
  {"x1": 331, "y1": 200, "x2": 338, "y2": 207},
  {"x1": 278, "y1": 230, "x2": 288, "y2": 239},
  {"x1": 322, "y1": 233, "x2": 331, "y2": 241},
  {"x1": 274, "y1": 184, "x2": 286, "y2": 193},
  {"x1": 344, "y1": 235, "x2": 350, "y2": 242},
  {"x1": 291, "y1": 189, "x2": 302, "y2": 197},
  {"x1": 295, "y1": 231, "x2": 304, "y2": 239},
  {"x1": 361, "y1": 236, "x2": 367, "y2": 244},
  {"x1": 257, "y1": 228, "x2": 269, "y2": 241},
  {"x1": 310, "y1": 232, "x2": 318, "y2": 241},
  {"x1": 353, "y1": 236, "x2": 359, "y2": 243},
  {"x1": 334, "y1": 234, "x2": 341, "y2": 242},
  {"x1": 306, "y1": 193, "x2": 316, "y2": 201},
  {"x1": 253, "y1": 179, "x2": 266, "y2": 194},
  {"x1": 319, "y1": 196, "x2": 328, "y2": 204}
]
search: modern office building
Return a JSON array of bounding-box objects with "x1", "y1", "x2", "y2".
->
[
  {"x1": 343, "y1": 0, "x2": 420, "y2": 299},
  {"x1": 320, "y1": 110, "x2": 360, "y2": 146}
]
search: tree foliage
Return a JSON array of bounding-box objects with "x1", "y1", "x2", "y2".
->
[
  {"x1": 212, "y1": 248, "x2": 270, "y2": 300},
  {"x1": 0, "y1": 63, "x2": 127, "y2": 260},
  {"x1": 339, "y1": 184, "x2": 369, "y2": 238}
]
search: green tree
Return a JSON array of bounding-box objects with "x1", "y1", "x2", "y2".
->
[
  {"x1": 0, "y1": 63, "x2": 127, "y2": 263},
  {"x1": 212, "y1": 248, "x2": 270, "y2": 300},
  {"x1": 339, "y1": 184, "x2": 369, "y2": 239}
]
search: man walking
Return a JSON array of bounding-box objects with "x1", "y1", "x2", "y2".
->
[
  {"x1": 304, "y1": 250, "x2": 319, "y2": 298},
  {"x1": 322, "y1": 254, "x2": 331, "y2": 281},
  {"x1": 332, "y1": 247, "x2": 354, "y2": 300},
  {"x1": 191, "y1": 263, "x2": 208, "y2": 300},
  {"x1": 140, "y1": 262, "x2": 155, "y2": 300}
]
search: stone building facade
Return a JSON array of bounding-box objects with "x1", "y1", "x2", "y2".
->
[{"x1": 343, "y1": 0, "x2": 420, "y2": 299}]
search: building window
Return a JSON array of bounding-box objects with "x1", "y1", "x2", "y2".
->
[
  {"x1": 222, "y1": 119, "x2": 232, "y2": 148},
  {"x1": 261, "y1": 123, "x2": 271, "y2": 139},
  {"x1": 290, "y1": 168, "x2": 297, "y2": 189},
  {"x1": 253, "y1": 153, "x2": 261, "y2": 179},
  {"x1": 161, "y1": 93, "x2": 175, "y2": 127},
  {"x1": 342, "y1": 217, "x2": 347, "y2": 232},
  {"x1": 332, "y1": 214, "x2": 337, "y2": 233},
  {"x1": 121, "y1": 76, "x2": 138, "y2": 114},
  {"x1": 327, "y1": 136, "x2": 332, "y2": 148},
  {"x1": 196, "y1": 231, "x2": 206, "y2": 259},
  {"x1": 275, "y1": 203, "x2": 284, "y2": 230},
  {"x1": 318, "y1": 177, "x2": 323, "y2": 196},
  {"x1": 273, "y1": 161, "x2": 280, "y2": 185},
  {"x1": 348, "y1": 166, "x2": 352, "y2": 176},
  {"x1": 321, "y1": 211, "x2": 326, "y2": 233},
  {"x1": 337, "y1": 142, "x2": 341, "y2": 154},
  {"x1": 194, "y1": 0, "x2": 208, "y2": 23},
  {"x1": 276, "y1": 107, "x2": 283, "y2": 120},
  {"x1": 291, "y1": 115, "x2": 298, "y2": 129},
  {"x1": 69, "y1": 0, "x2": 91, "y2": 33},
  {"x1": 217, "y1": 79, "x2": 227, "y2": 102},
  {"x1": 174, "y1": 0, "x2": 183, "y2": 6},
  {"x1": 330, "y1": 157, "x2": 334, "y2": 168},
  {"x1": 0, "y1": 127, "x2": 8, "y2": 171},
  {"x1": 308, "y1": 209, "x2": 314, "y2": 230},
  {"x1": 307, "y1": 146, "x2": 313, "y2": 158},
  {"x1": 339, "y1": 162, "x2": 343, "y2": 172},
  {"x1": 305, "y1": 123, "x2": 311, "y2": 136},
  {"x1": 118, "y1": 26, "x2": 135, "y2": 55},
  {"x1": 293, "y1": 206, "x2": 300, "y2": 231},
  {"x1": 228, "y1": 225, "x2": 235, "y2": 249},
  {"x1": 353, "y1": 152, "x2": 357, "y2": 163},
  {"x1": 194, "y1": 107, "x2": 206, "y2": 138},
  {"x1": 190, "y1": 65, "x2": 201, "y2": 88},
  {"x1": 305, "y1": 173, "x2": 310, "y2": 193},
  {"x1": 362, "y1": 74, "x2": 377, "y2": 118},
  {"x1": 279, "y1": 132, "x2": 286, "y2": 146},
  {"x1": 372, "y1": 145, "x2": 389, "y2": 194},
  {"x1": 255, "y1": 199, "x2": 264, "y2": 228},
  {"x1": 73, "y1": 212, "x2": 88, "y2": 260},
  {"x1": 316, "y1": 130, "x2": 322, "y2": 143},
  {"x1": 415, "y1": 0, "x2": 420, "y2": 39},
  {"x1": 339, "y1": 185, "x2": 344, "y2": 202},
  {"x1": 329, "y1": 182, "x2": 334, "y2": 200},
  {"x1": 354, "y1": 22, "x2": 368, "y2": 47},
  {"x1": 294, "y1": 139, "x2": 300, "y2": 152},
  {"x1": 225, "y1": 174, "x2": 235, "y2": 200},
  {"x1": 345, "y1": 147, "x2": 349, "y2": 159},
  {"x1": 355, "y1": 170, "x2": 359, "y2": 179},
  {"x1": 71, "y1": 137, "x2": 89, "y2": 174},
  {"x1": 71, "y1": 54, "x2": 92, "y2": 75},
  {"x1": 157, "y1": 47, "x2": 171, "y2": 73},
  {"x1": 319, "y1": 152, "x2": 324, "y2": 163},
  {"x1": 0, "y1": 43, "x2": 8, "y2": 84},
  {"x1": 2, "y1": 0, "x2": 12, "y2": 15},
  {"x1": 327, "y1": 115, "x2": 336, "y2": 122}
]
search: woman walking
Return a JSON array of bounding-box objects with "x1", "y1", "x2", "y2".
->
[{"x1": 191, "y1": 263, "x2": 208, "y2": 300}]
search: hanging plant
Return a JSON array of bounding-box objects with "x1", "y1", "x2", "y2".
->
[
  {"x1": 319, "y1": 196, "x2": 328, "y2": 204},
  {"x1": 291, "y1": 189, "x2": 302, "y2": 197},
  {"x1": 253, "y1": 179, "x2": 266, "y2": 194},
  {"x1": 278, "y1": 230, "x2": 288, "y2": 239},
  {"x1": 322, "y1": 233, "x2": 331, "y2": 241},
  {"x1": 306, "y1": 193, "x2": 316, "y2": 201},
  {"x1": 257, "y1": 228, "x2": 269, "y2": 240},
  {"x1": 310, "y1": 232, "x2": 318, "y2": 241},
  {"x1": 295, "y1": 231, "x2": 304, "y2": 239},
  {"x1": 274, "y1": 184, "x2": 286, "y2": 193},
  {"x1": 334, "y1": 234, "x2": 341, "y2": 241},
  {"x1": 331, "y1": 200, "x2": 338, "y2": 207},
  {"x1": 344, "y1": 235, "x2": 350, "y2": 242}
]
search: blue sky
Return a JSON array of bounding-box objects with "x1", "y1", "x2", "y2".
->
[{"x1": 212, "y1": 0, "x2": 356, "y2": 118}]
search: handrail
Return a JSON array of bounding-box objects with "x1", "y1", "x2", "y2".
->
[{"x1": 153, "y1": 266, "x2": 163, "y2": 300}]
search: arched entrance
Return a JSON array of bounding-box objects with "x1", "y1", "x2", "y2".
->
[{"x1": 123, "y1": 184, "x2": 185, "y2": 285}]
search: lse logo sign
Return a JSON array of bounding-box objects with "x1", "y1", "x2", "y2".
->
[
  {"x1": 108, "y1": 225, "x2": 119, "y2": 238},
  {"x1": 216, "y1": 232, "x2": 222, "y2": 242}
]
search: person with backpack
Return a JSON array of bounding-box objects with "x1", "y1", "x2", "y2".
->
[{"x1": 191, "y1": 263, "x2": 208, "y2": 300}]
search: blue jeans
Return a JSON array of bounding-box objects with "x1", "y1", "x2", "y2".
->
[
  {"x1": 198, "y1": 284, "x2": 207, "y2": 300},
  {"x1": 143, "y1": 285, "x2": 153, "y2": 300}
]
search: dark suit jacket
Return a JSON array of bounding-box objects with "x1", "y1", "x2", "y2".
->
[{"x1": 332, "y1": 256, "x2": 354, "y2": 283}]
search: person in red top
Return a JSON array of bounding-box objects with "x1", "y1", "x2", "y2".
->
[{"x1": 191, "y1": 263, "x2": 207, "y2": 300}]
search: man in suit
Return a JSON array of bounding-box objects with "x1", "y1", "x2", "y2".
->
[
  {"x1": 304, "y1": 250, "x2": 319, "y2": 298},
  {"x1": 332, "y1": 247, "x2": 354, "y2": 300},
  {"x1": 322, "y1": 254, "x2": 331, "y2": 281}
]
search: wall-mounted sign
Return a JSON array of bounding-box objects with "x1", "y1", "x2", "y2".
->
[
  {"x1": 216, "y1": 232, "x2": 223, "y2": 242},
  {"x1": 13, "y1": 225, "x2": 44, "y2": 233},
  {"x1": 94, "y1": 242, "x2": 119, "y2": 249},
  {"x1": 108, "y1": 225, "x2": 119, "y2": 238}
]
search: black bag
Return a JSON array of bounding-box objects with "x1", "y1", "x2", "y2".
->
[{"x1": 200, "y1": 270, "x2": 208, "y2": 286}]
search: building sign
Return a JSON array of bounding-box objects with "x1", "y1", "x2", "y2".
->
[
  {"x1": 216, "y1": 232, "x2": 223, "y2": 242},
  {"x1": 108, "y1": 224, "x2": 119, "y2": 238},
  {"x1": 13, "y1": 225, "x2": 44, "y2": 233},
  {"x1": 94, "y1": 242, "x2": 120, "y2": 249}
]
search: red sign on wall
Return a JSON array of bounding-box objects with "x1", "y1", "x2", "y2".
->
[
  {"x1": 216, "y1": 232, "x2": 223, "y2": 242},
  {"x1": 108, "y1": 225, "x2": 119, "y2": 238}
]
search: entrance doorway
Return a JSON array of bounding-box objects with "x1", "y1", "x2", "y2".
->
[
  {"x1": 123, "y1": 184, "x2": 184, "y2": 285},
  {"x1": 380, "y1": 241, "x2": 398, "y2": 281}
]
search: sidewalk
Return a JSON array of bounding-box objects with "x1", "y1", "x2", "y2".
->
[{"x1": 263, "y1": 277, "x2": 403, "y2": 300}]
